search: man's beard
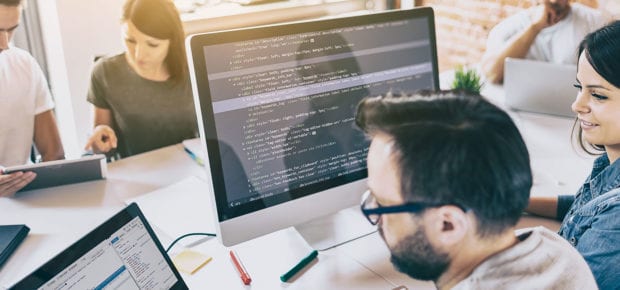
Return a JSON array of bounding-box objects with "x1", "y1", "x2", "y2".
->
[
  {"x1": 550, "y1": 2, "x2": 570, "y2": 16},
  {"x1": 386, "y1": 225, "x2": 450, "y2": 281}
]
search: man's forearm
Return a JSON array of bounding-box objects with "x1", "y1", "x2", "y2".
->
[
  {"x1": 34, "y1": 110, "x2": 65, "y2": 162},
  {"x1": 482, "y1": 23, "x2": 543, "y2": 83}
]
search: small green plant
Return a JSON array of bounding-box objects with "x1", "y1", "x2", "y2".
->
[{"x1": 451, "y1": 66, "x2": 483, "y2": 94}]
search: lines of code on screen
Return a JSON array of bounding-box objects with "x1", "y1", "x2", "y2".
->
[{"x1": 203, "y1": 18, "x2": 435, "y2": 207}]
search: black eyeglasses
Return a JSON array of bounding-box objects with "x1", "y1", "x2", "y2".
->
[{"x1": 360, "y1": 190, "x2": 468, "y2": 225}]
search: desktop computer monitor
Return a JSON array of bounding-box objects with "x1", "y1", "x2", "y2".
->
[{"x1": 186, "y1": 7, "x2": 439, "y2": 247}]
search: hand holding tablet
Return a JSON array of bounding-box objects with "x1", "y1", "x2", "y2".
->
[
  {"x1": 2, "y1": 155, "x2": 107, "y2": 193},
  {"x1": 0, "y1": 168, "x2": 36, "y2": 197}
]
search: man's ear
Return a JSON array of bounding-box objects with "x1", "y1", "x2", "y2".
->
[{"x1": 425, "y1": 206, "x2": 470, "y2": 246}]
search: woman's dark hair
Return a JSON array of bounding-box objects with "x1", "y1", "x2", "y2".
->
[
  {"x1": 122, "y1": 0, "x2": 187, "y2": 83},
  {"x1": 356, "y1": 90, "x2": 532, "y2": 237},
  {"x1": 573, "y1": 20, "x2": 620, "y2": 155}
]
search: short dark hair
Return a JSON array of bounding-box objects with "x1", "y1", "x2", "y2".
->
[
  {"x1": 574, "y1": 20, "x2": 620, "y2": 155},
  {"x1": 356, "y1": 90, "x2": 532, "y2": 237},
  {"x1": 0, "y1": 0, "x2": 22, "y2": 6},
  {"x1": 122, "y1": 0, "x2": 187, "y2": 84}
]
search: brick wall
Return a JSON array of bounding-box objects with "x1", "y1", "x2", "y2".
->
[{"x1": 415, "y1": 0, "x2": 599, "y2": 72}]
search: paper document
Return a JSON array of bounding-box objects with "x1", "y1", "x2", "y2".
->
[{"x1": 125, "y1": 176, "x2": 216, "y2": 242}]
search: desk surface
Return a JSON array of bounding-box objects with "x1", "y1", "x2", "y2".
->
[{"x1": 0, "y1": 79, "x2": 593, "y2": 289}]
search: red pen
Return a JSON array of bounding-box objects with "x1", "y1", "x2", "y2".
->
[{"x1": 229, "y1": 250, "x2": 252, "y2": 285}]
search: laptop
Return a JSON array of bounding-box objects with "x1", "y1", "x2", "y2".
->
[
  {"x1": 10, "y1": 203, "x2": 188, "y2": 290},
  {"x1": 504, "y1": 57, "x2": 578, "y2": 118}
]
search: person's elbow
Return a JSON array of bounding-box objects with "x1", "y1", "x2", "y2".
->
[
  {"x1": 480, "y1": 55, "x2": 504, "y2": 84},
  {"x1": 40, "y1": 145, "x2": 65, "y2": 162},
  {"x1": 33, "y1": 110, "x2": 65, "y2": 162},
  {"x1": 49, "y1": 147, "x2": 65, "y2": 161},
  {"x1": 485, "y1": 71, "x2": 503, "y2": 84}
]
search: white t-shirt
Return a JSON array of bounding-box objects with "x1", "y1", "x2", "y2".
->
[
  {"x1": 0, "y1": 45, "x2": 55, "y2": 166},
  {"x1": 453, "y1": 227, "x2": 598, "y2": 290},
  {"x1": 487, "y1": 3, "x2": 609, "y2": 65}
]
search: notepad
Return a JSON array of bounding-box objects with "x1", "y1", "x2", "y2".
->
[
  {"x1": 173, "y1": 249, "x2": 212, "y2": 274},
  {"x1": 0, "y1": 224, "x2": 29, "y2": 269}
]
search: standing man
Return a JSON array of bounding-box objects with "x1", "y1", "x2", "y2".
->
[
  {"x1": 0, "y1": 0, "x2": 64, "y2": 197},
  {"x1": 356, "y1": 90, "x2": 597, "y2": 289},
  {"x1": 481, "y1": 0, "x2": 608, "y2": 83}
]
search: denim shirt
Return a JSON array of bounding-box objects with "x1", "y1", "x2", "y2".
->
[{"x1": 558, "y1": 153, "x2": 620, "y2": 290}]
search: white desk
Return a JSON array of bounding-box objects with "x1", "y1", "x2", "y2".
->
[
  {"x1": 0, "y1": 144, "x2": 401, "y2": 289},
  {"x1": 0, "y1": 145, "x2": 208, "y2": 288},
  {"x1": 0, "y1": 81, "x2": 593, "y2": 289}
]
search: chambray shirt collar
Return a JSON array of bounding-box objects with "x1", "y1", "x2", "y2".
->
[{"x1": 587, "y1": 153, "x2": 620, "y2": 198}]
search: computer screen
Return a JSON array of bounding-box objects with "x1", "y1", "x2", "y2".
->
[
  {"x1": 187, "y1": 7, "x2": 439, "y2": 246},
  {"x1": 11, "y1": 203, "x2": 187, "y2": 290}
]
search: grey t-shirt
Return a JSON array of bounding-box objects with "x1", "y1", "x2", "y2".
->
[
  {"x1": 87, "y1": 54, "x2": 197, "y2": 157},
  {"x1": 453, "y1": 226, "x2": 598, "y2": 290}
]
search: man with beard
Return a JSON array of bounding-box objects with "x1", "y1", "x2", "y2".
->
[
  {"x1": 355, "y1": 90, "x2": 597, "y2": 289},
  {"x1": 481, "y1": 0, "x2": 609, "y2": 83}
]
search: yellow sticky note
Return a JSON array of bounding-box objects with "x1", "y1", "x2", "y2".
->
[{"x1": 173, "y1": 249, "x2": 213, "y2": 274}]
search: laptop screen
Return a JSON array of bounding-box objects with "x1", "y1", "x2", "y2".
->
[{"x1": 11, "y1": 203, "x2": 187, "y2": 290}]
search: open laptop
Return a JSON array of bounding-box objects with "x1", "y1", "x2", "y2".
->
[
  {"x1": 10, "y1": 203, "x2": 188, "y2": 290},
  {"x1": 504, "y1": 57, "x2": 578, "y2": 118}
]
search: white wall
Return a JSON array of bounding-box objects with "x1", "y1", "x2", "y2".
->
[
  {"x1": 599, "y1": 0, "x2": 620, "y2": 19},
  {"x1": 38, "y1": 0, "x2": 125, "y2": 157}
]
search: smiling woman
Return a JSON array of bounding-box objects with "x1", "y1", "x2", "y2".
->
[
  {"x1": 572, "y1": 25, "x2": 620, "y2": 159},
  {"x1": 84, "y1": 0, "x2": 197, "y2": 159},
  {"x1": 526, "y1": 20, "x2": 620, "y2": 290}
]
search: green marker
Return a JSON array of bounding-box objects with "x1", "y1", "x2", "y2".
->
[{"x1": 280, "y1": 250, "x2": 318, "y2": 282}]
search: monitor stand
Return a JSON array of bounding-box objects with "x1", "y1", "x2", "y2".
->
[{"x1": 294, "y1": 205, "x2": 377, "y2": 251}]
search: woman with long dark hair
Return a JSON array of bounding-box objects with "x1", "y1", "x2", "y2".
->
[
  {"x1": 85, "y1": 0, "x2": 197, "y2": 158},
  {"x1": 527, "y1": 20, "x2": 620, "y2": 289}
]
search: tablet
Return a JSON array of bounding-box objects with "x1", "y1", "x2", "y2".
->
[
  {"x1": 10, "y1": 203, "x2": 189, "y2": 289},
  {"x1": 3, "y1": 155, "x2": 107, "y2": 192}
]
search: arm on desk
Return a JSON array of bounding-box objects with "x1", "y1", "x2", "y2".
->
[
  {"x1": 525, "y1": 195, "x2": 576, "y2": 221},
  {"x1": 525, "y1": 196, "x2": 559, "y2": 219}
]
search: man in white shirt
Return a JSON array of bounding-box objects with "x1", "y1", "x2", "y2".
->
[
  {"x1": 481, "y1": 0, "x2": 608, "y2": 83},
  {"x1": 0, "y1": 0, "x2": 64, "y2": 197},
  {"x1": 356, "y1": 90, "x2": 597, "y2": 289}
]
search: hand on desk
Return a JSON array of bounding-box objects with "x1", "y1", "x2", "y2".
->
[
  {"x1": 85, "y1": 125, "x2": 118, "y2": 154},
  {"x1": 0, "y1": 167, "x2": 36, "y2": 197}
]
